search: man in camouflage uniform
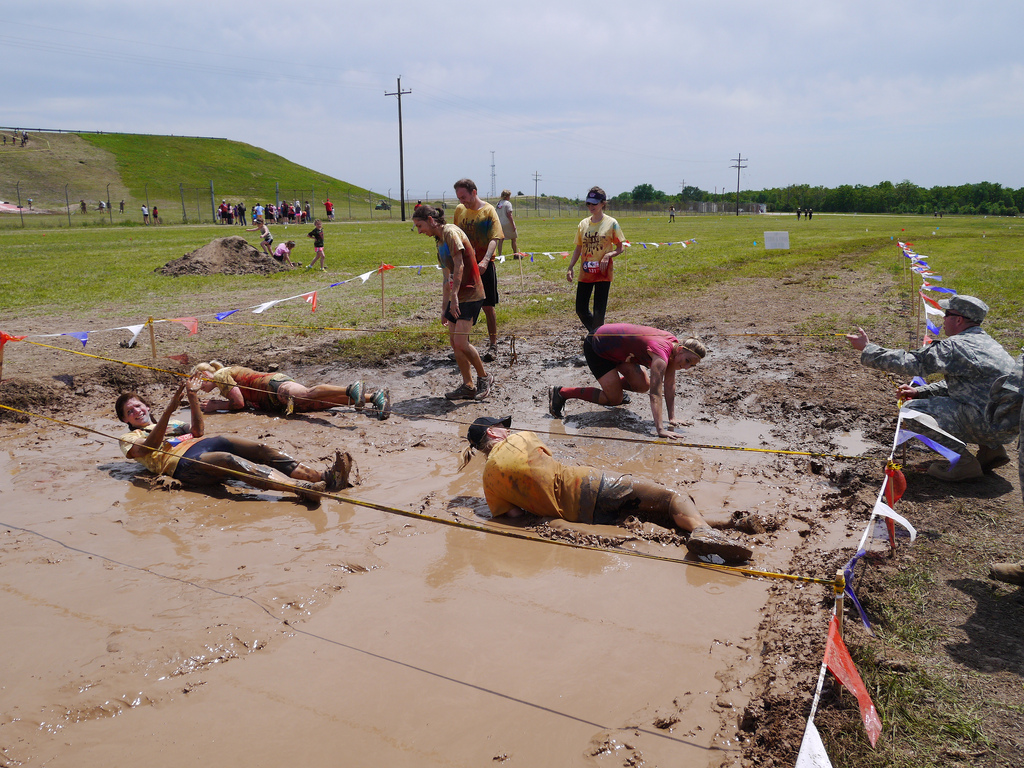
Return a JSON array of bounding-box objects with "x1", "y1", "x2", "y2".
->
[
  {"x1": 846, "y1": 295, "x2": 1016, "y2": 482},
  {"x1": 988, "y1": 353, "x2": 1024, "y2": 584}
]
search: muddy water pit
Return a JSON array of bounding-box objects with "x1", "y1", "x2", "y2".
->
[{"x1": 0, "y1": 387, "x2": 860, "y2": 766}]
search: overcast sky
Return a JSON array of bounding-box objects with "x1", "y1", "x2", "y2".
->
[{"x1": 5, "y1": 1, "x2": 1023, "y2": 200}]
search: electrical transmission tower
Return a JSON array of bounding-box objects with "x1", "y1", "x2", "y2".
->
[
  {"x1": 731, "y1": 153, "x2": 747, "y2": 216},
  {"x1": 490, "y1": 151, "x2": 496, "y2": 198}
]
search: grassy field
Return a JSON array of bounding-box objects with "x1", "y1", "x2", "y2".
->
[
  {"x1": 0, "y1": 132, "x2": 375, "y2": 224},
  {"x1": 2, "y1": 212, "x2": 1022, "y2": 353}
]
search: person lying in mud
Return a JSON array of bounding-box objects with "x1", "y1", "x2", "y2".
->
[
  {"x1": 116, "y1": 377, "x2": 355, "y2": 505},
  {"x1": 547, "y1": 323, "x2": 706, "y2": 439},
  {"x1": 190, "y1": 361, "x2": 391, "y2": 420},
  {"x1": 846, "y1": 294, "x2": 1016, "y2": 482},
  {"x1": 463, "y1": 416, "x2": 753, "y2": 563}
]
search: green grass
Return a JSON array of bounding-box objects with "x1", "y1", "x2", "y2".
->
[
  {"x1": 2, "y1": 214, "x2": 1023, "y2": 355},
  {"x1": 0, "y1": 131, "x2": 380, "y2": 225}
]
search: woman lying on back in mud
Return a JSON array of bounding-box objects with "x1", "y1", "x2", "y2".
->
[
  {"x1": 116, "y1": 376, "x2": 355, "y2": 506},
  {"x1": 190, "y1": 361, "x2": 391, "y2": 420}
]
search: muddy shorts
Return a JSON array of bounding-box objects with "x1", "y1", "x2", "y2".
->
[
  {"x1": 575, "y1": 471, "x2": 640, "y2": 524},
  {"x1": 173, "y1": 436, "x2": 234, "y2": 485},
  {"x1": 444, "y1": 299, "x2": 483, "y2": 326},
  {"x1": 583, "y1": 336, "x2": 619, "y2": 381},
  {"x1": 480, "y1": 262, "x2": 499, "y2": 307}
]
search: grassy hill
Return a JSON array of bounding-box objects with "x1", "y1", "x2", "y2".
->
[{"x1": 0, "y1": 131, "x2": 378, "y2": 224}]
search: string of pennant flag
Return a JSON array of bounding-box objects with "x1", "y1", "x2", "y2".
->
[
  {"x1": 795, "y1": 240, "x2": 967, "y2": 767},
  {"x1": 0, "y1": 240, "x2": 697, "y2": 351}
]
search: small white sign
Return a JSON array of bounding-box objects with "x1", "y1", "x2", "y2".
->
[{"x1": 764, "y1": 231, "x2": 790, "y2": 250}]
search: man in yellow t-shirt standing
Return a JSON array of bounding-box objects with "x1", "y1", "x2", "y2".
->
[
  {"x1": 454, "y1": 178, "x2": 503, "y2": 362},
  {"x1": 465, "y1": 416, "x2": 753, "y2": 563}
]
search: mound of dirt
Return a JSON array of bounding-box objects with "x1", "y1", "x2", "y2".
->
[
  {"x1": 0, "y1": 378, "x2": 68, "y2": 422},
  {"x1": 159, "y1": 236, "x2": 288, "y2": 276}
]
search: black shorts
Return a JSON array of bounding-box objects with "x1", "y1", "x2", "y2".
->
[
  {"x1": 583, "y1": 336, "x2": 618, "y2": 380},
  {"x1": 479, "y1": 261, "x2": 499, "y2": 307},
  {"x1": 173, "y1": 436, "x2": 234, "y2": 484},
  {"x1": 444, "y1": 299, "x2": 483, "y2": 325}
]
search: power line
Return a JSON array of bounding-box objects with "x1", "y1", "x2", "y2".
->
[{"x1": 731, "y1": 153, "x2": 748, "y2": 216}]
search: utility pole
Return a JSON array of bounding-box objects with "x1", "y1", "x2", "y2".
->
[
  {"x1": 490, "y1": 151, "x2": 496, "y2": 198},
  {"x1": 385, "y1": 77, "x2": 412, "y2": 221},
  {"x1": 532, "y1": 171, "x2": 541, "y2": 210},
  {"x1": 731, "y1": 153, "x2": 747, "y2": 216}
]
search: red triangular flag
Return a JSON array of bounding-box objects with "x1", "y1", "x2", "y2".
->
[
  {"x1": 167, "y1": 353, "x2": 190, "y2": 365},
  {"x1": 824, "y1": 616, "x2": 882, "y2": 746},
  {"x1": 303, "y1": 291, "x2": 318, "y2": 313},
  {"x1": 172, "y1": 317, "x2": 199, "y2": 335},
  {"x1": 0, "y1": 331, "x2": 27, "y2": 347}
]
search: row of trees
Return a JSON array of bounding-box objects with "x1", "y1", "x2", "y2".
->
[{"x1": 612, "y1": 181, "x2": 1023, "y2": 216}]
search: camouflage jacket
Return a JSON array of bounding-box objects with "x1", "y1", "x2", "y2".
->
[{"x1": 860, "y1": 326, "x2": 1015, "y2": 407}]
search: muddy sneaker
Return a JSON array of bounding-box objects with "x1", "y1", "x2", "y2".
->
[
  {"x1": 324, "y1": 450, "x2": 357, "y2": 491},
  {"x1": 548, "y1": 386, "x2": 566, "y2": 418},
  {"x1": 685, "y1": 525, "x2": 753, "y2": 563},
  {"x1": 294, "y1": 480, "x2": 327, "y2": 506},
  {"x1": 347, "y1": 380, "x2": 365, "y2": 410},
  {"x1": 445, "y1": 382, "x2": 477, "y2": 400},
  {"x1": 481, "y1": 342, "x2": 498, "y2": 363},
  {"x1": 620, "y1": 393, "x2": 632, "y2": 405},
  {"x1": 475, "y1": 373, "x2": 494, "y2": 400},
  {"x1": 369, "y1": 387, "x2": 391, "y2": 420}
]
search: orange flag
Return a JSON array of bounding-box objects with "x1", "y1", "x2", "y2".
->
[{"x1": 824, "y1": 616, "x2": 882, "y2": 746}]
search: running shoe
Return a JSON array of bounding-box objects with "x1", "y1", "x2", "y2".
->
[
  {"x1": 294, "y1": 480, "x2": 327, "y2": 506},
  {"x1": 369, "y1": 387, "x2": 391, "y2": 420},
  {"x1": 481, "y1": 342, "x2": 498, "y2": 363},
  {"x1": 548, "y1": 385, "x2": 566, "y2": 418},
  {"x1": 445, "y1": 383, "x2": 478, "y2": 401},
  {"x1": 324, "y1": 450, "x2": 356, "y2": 491},
  {"x1": 685, "y1": 526, "x2": 753, "y2": 563},
  {"x1": 347, "y1": 380, "x2": 365, "y2": 410},
  {"x1": 475, "y1": 373, "x2": 494, "y2": 400}
]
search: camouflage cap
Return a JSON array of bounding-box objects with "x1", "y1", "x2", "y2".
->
[{"x1": 939, "y1": 295, "x2": 989, "y2": 323}]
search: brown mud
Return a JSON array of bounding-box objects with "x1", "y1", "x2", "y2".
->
[
  {"x1": 159, "y1": 236, "x2": 289, "y2": 276},
  {"x1": 1, "y1": 264, "x2": 1022, "y2": 767}
]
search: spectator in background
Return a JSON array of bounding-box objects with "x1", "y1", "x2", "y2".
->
[
  {"x1": 141, "y1": 204, "x2": 150, "y2": 225},
  {"x1": 152, "y1": 206, "x2": 160, "y2": 225},
  {"x1": 495, "y1": 189, "x2": 519, "y2": 260},
  {"x1": 323, "y1": 198, "x2": 334, "y2": 221}
]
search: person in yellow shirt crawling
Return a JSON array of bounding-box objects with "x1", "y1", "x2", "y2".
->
[{"x1": 464, "y1": 416, "x2": 753, "y2": 563}]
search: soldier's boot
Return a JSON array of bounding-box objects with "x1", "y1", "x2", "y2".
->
[
  {"x1": 990, "y1": 561, "x2": 1024, "y2": 586},
  {"x1": 926, "y1": 453, "x2": 984, "y2": 482},
  {"x1": 976, "y1": 444, "x2": 1010, "y2": 471}
]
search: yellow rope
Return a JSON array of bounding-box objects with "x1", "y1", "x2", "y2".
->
[{"x1": 0, "y1": 401, "x2": 833, "y2": 586}]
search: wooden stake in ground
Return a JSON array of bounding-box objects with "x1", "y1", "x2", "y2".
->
[
  {"x1": 517, "y1": 252, "x2": 525, "y2": 292},
  {"x1": 148, "y1": 317, "x2": 157, "y2": 360},
  {"x1": 380, "y1": 263, "x2": 385, "y2": 320}
]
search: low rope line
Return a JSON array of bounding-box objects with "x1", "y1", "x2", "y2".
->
[
  {"x1": 3, "y1": 337, "x2": 883, "y2": 462},
  {"x1": 0, "y1": 402, "x2": 833, "y2": 585},
  {"x1": 21, "y1": 339, "x2": 185, "y2": 376}
]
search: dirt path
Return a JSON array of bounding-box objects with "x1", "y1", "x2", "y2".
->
[{"x1": 1, "y1": 261, "x2": 1022, "y2": 767}]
